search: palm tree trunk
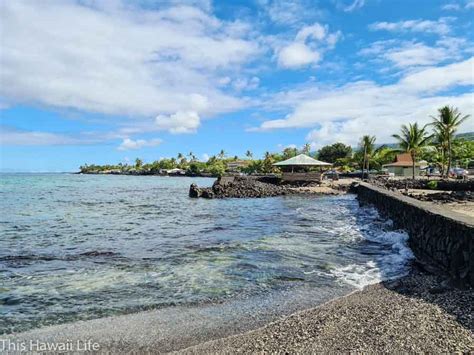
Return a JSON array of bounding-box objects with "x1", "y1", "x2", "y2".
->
[
  {"x1": 447, "y1": 136, "x2": 452, "y2": 179},
  {"x1": 362, "y1": 146, "x2": 367, "y2": 179},
  {"x1": 412, "y1": 152, "x2": 416, "y2": 180},
  {"x1": 367, "y1": 159, "x2": 370, "y2": 180},
  {"x1": 440, "y1": 147, "x2": 445, "y2": 177}
]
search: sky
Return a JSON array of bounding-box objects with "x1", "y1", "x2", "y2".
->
[{"x1": 0, "y1": 0, "x2": 473, "y2": 172}]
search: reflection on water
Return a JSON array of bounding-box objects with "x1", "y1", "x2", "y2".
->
[{"x1": 0, "y1": 174, "x2": 413, "y2": 334}]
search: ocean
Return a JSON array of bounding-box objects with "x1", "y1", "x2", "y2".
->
[{"x1": 0, "y1": 173, "x2": 413, "y2": 334}]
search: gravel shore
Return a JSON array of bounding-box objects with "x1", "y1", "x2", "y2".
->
[{"x1": 177, "y1": 270, "x2": 474, "y2": 353}]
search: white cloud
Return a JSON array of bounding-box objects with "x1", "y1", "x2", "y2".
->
[
  {"x1": 442, "y1": 3, "x2": 461, "y2": 10},
  {"x1": 276, "y1": 23, "x2": 341, "y2": 69},
  {"x1": 261, "y1": 0, "x2": 324, "y2": 25},
  {"x1": 0, "y1": 0, "x2": 259, "y2": 127},
  {"x1": 278, "y1": 43, "x2": 321, "y2": 68},
  {"x1": 253, "y1": 58, "x2": 474, "y2": 146},
  {"x1": 232, "y1": 76, "x2": 260, "y2": 91},
  {"x1": 344, "y1": 0, "x2": 365, "y2": 12},
  {"x1": 0, "y1": 126, "x2": 83, "y2": 145},
  {"x1": 359, "y1": 39, "x2": 468, "y2": 68},
  {"x1": 117, "y1": 138, "x2": 162, "y2": 151},
  {"x1": 155, "y1": 111, "x2": 201, "y2": 134},
  {"x1": 369, "y1": 18, "x2": 452, "y2": 35},
  {"x1": 466, "y1": 0, "x2": 474, "y2": 8}
]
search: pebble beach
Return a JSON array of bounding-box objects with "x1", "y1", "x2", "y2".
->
[{"x1": 177, "y1": 269, "x2": 473, "y2": 353}]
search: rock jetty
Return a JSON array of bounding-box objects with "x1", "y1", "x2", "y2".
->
[{"x1": 189, "y1": 176, "x2": 295, "y2": 199}]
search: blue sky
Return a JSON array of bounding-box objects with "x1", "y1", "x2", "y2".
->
[{"x1": 1, "y1": 0, "x2": 473, "y2": 172}]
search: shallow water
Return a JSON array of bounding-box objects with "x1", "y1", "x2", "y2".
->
[{"x1": 0, "y1": 174, "x2": 413, "y2": 334}]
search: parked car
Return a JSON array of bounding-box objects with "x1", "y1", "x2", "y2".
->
[
  {"x1": 450, "y1": 168, "x2": 469, "y2": 179},
  {"x1": 323, "y1": 170, "x2": 339, "y2": 180}
]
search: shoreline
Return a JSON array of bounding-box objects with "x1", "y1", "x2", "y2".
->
[
  {"x1": 177, "y1": 269, "x2": 473, "y2": 353},
  {"x1": 5, "y1": 282, "x2": 355, "y2": 353},
  {"x1": 5, "y1": 269, "x2": 473, "y2": 353}
]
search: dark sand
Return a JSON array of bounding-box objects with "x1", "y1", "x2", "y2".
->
[{"x1": 177, "y1": 270, "x2": 473, "y2": 353}]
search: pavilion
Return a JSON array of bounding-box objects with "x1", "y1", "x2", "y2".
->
[{"x1": 273, "y1": 154, "x2": 332, "y2": 182}]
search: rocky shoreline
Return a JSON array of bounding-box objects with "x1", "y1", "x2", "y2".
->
[
  {"x1": 189, "y1": 176, "x2": 295, "y2": 199},
  {"x1": 176, "y1": 269, "x2": 474, "y2": 353},
  {"x1": 189, "y1": 175, "x2": 350, "y2": 199}
]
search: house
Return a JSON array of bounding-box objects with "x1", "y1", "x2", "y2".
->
[
  {"x1": 383, "y1": 153, "x2": 421, "y2": 177},
  {"x1": 226, "y1": 160, "x2": 249, "y2": 172}
]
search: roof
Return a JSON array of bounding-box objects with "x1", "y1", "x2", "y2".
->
[
  {"x1": 383, "y1": 153, "x2": 421, "y2": 167},
  {"x1": 273, "y1": 154, "x2": 332, "y2": 167},
  {"x1": 227, "y1": 160, "x2": 249, "y2": 167}
]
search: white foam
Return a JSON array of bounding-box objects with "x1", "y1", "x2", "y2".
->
[{"x1": 330, "y1": 211, "x2": 415, "y2": 289}]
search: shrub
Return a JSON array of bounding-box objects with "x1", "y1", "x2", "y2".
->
[{"x1": 427, "y1": 180, "x2": 438, "y2": 190}]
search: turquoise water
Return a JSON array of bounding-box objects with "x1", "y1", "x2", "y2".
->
[{"x1": 0, "y1": 174, "x2": 413, "y2": 334}]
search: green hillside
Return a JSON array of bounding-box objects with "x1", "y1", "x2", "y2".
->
[{"x1": 456, "y1": 132, "x2": 474, "y2": 141}]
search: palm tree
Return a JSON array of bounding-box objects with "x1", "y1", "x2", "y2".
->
[
  {"x1": 218, "y1": 149, "x2": 226, "y2": 159},
  {"x1": 135, "y1": 158, "x2": 143, "y2": 169},
  {"x1": 302, "y1": 143, "x2": 311, "y2": 155},
  {"x1": 392, "y1": 123, "x2": 432, "y2": 179},
  {"x1": 246, "y1": 150, "x2": 253, "y2": 159},
  {"x1": 177, "y1": 153, "x2": 184, "y2": 160},
  {"x1": 430, "y1": 106, "x2": 470, "y2": 178},
  {"x1": 360, "y1": 135, "x2": 376, "y2": 179}
]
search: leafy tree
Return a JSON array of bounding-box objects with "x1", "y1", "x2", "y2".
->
[
  {"x1": 282, "y1": 147, "x2": 298, "y2": 159},
  {"x1": 452, "y1": 139, "x2": 474, "y2": 169},
  {"x1": 430, "y1": 106, "x2": 470, "y2": 177},
  {"x1": 262, "y1": 152, "x2": 275, "y2": 173},
  {"x1": 242, "y1": 160, "x2": 263, "y2": 174},
  {"x1": 317, "y1": 143, "x2": 352, "y2": 163},
  {"x1": 392, "y1": 123, "x2": 432, "y2": 179},
  {"x1": 208, "y1": 160, "x2": 226, "y2": 177},
  {"x1": 135, "y1": 158, "x2": 143, "y2": 169}
]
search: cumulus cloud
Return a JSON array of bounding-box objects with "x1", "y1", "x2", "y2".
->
[
  {"x1": 155, "y1": 111, "x2": 201, "y2": 134},
  {"x1": 369, "y1": 18, "x2": 453, "y2": 35},
  {"x1": 278, "y1": 43, "x2": 321, "y2": 68},
  {"x1": 359, "y1": 39, "x2": 469, "y2": 68},
  {"x1": 253, "y1": 58, "x2": 474, "y2": 146},
  {"x1": 117, "y1": 138, "x2": 162, "y2": 151},
  {"x1": 0, "y1": 0, "x2": 258, "y2": 130},
  {"x1": 277, "y1": 23, "x2": 341, "y2": 69}
]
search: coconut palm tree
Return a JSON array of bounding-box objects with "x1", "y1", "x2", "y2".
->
[
  {"x1": 392, "y1": 123, "x2": 432, "y2": 179},
  {"x1": 188, "y1": 152, "x2": 196, "y2": 162},
  {"x1": 218, "y1": 149, "x2": 226, "y2": 159},
  {"x1": 302, "y1": 143, "x2": 311, "y2": 155},
  {"x1": 245, "y1": 150, "x2": 253, "y2": 159},
  {"x1": 430, "y1": 106, "x2": 470, "y2": 178},
  {"x1": 360, "y1": 135, "x2": 376, "y2": 179}
]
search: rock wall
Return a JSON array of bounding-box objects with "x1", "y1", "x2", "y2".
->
[{"x1": 355, "y1": 182, "x2": 474, "y2": 287}]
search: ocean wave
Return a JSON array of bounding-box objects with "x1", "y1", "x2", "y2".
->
[{"x1": 330, "y1": 229, "x2": 414, "y2": 289}]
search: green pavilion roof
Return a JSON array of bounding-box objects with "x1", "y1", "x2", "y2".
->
[{"x1": 273, "y1": 154, "x2": 332, "y2": 166}]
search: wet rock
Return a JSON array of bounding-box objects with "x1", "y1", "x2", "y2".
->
[
  {"x1": 190, "y1": 176, "x2": 295, "y2": 199},
  {"x1": 189, "y1": 183, "x2": 202, "y2": 198}
]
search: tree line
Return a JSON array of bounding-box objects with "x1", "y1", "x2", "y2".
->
[{"x1": 80, "y1": 106, "x2": 472, "y2": 178}]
